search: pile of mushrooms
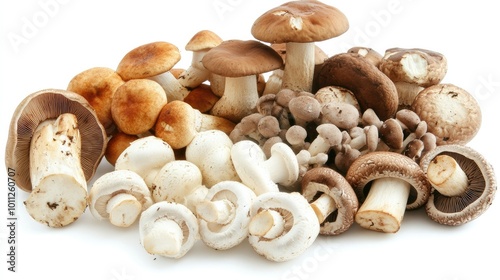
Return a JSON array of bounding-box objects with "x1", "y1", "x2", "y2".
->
[{"x1": 5, "y1": 0, "x2": 497, "y2": 262}]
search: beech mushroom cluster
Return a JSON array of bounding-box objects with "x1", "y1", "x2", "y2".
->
[{"x1": 5, "y1": 0, "x2": 497, "y2": 264}]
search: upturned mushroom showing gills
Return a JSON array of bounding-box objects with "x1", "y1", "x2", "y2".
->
[
  {"x1": 247, "y1": 192, "x2": 320, "y2": 262},
  {"x1": 196, "y1": 181, "x2": 256, "y2": 250},
  {"x1": 5, "y1": 89, "x2": 107, "y2": 227},
  {"x1": 139, "y1": 201, "x2": 199, "y2": 259},
  {"x1": 346, "y1": 151, "x2": 431, "y2": 233},
  {"x1": 419, "y1": 145, "x2": 496, "y2": 226}
]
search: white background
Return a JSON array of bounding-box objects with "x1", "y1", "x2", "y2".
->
[{"x1": 1, "y1": 1, "x2": 499, "y2": 280}]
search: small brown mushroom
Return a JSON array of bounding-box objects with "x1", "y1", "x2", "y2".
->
[
  {"x1": 346, "y1": 151, "x2": 430, "y2": 233},
  {"x1": 301, "y1": 167, "x2": 358, "y2": 235},
  {"x1": 419, "y1": 145, "x2": 496, "y2": 226}
]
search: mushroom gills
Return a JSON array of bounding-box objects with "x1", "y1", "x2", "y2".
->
[
  {"x1": 25, "y1": 113, "x2": 87, "y2": 227},
  {"x1": 355, "y1": 177, "x2": 411, "y2": 233}
]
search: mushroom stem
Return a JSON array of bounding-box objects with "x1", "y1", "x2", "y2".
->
[
  {"x1": 106, "y1": 193, "x2": 142, "y2": 227},
  {"x1": 25, "y1": 113, "x2": 87, "y2": 228},
  {"x1": 142, "y1": 218, "x2": 184, "y2": 256},
  {"x1": 248, "y1": 209, "x2": 285, "y2": 239},
  {"x1": 262, "y1": 151, "x2": 294, "y2": 185},
  {"x1": 210, "y1": 75, "x2": 259, "y2": 123},
  {"x1": 196, "y1": 199, "x2": 235, "y2": 224},
  {"x1": 282, "y1": 42, "x2": 315, "y2": 92},
  {"x1": 426, "y1": 154, "x2": 469, "y2": 197},
  {"x1": 355, "y1": 177, "x2": 411, "y2": 233},
  {"x1": 149, "y1": 71, "x2": 190, "y2": 101},
  {"x1": 178, "y1": 50, "x2": 211, "y2": 89},
  {"x1": 310, "y1": 193, "x2": 337, "y2": 224}
]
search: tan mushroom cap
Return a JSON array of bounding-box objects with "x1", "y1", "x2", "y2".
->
[
  {"x1": 411, "y1": 83, "x2": 481, "y2": 145},
  {"x1": 185, "y1": 30, "x2": 223, "y2": 51},
  {"x1": 251, "y1": 0, "x2": 349, "y2": 44},
  {"x1": 301, "y1": 167, "x2": 359, "y2": 235},
  {"x1": 379, "y1": 48, "x2": 447, "y2": 87},
  {"x1": 315, "y1": 52, "x2": 399, "y2": 120},
  {"x1": 111, "y1": 79, "x2": 167, "y2": 135},
  {"x1": 202, "y1": 40, "x2": 284, "y2": 77},
  {"x1": 419, "y1": 145, "x2": 497, "y2": 226},
  {"x1": 67, "y1": 67, "x2": 124, "y2": 134},
  {"x1": 5, "y1": 89, "x2": 107, "y2": 192},
  {"x1": 116, "y1": 41, "x2": 181, "y2": 81},
  {"x1": 345, "y1": 151, "x2": 431, "y2": 210}
]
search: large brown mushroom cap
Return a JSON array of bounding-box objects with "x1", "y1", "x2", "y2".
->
[
  {"x1": 5, "y1": 89, "x2": 107, "y2": 192},
  {"x1": 116, "y1": 41, "x2": 181, "y2": 80},
  {"x1": 420, "y1": 145, "x2": 497, "y2": 226},
  {"x1": 411, "y1": 83, "x2": 481, "y2": 145},
  {"x1": 345, "y1": 151, "x2": 431, "y2": 210},
  {"x1": 251, "y1": 0, "x2": 349, "y2": 44},
  {"x1": 301, "y1": 167, "x2": 358, "y2": 235},
  {"x1": 202, "y1": 40, "x2": 283, "y2": 77}
]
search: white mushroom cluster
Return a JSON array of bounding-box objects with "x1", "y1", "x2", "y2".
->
[{"x1": 5, "y1": 0, "x2": 497, "y2": 265}]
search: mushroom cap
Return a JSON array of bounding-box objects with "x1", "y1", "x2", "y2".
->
[
  {"x1": 5, "y1": 89, "x2": 107, "y2": 192},
  {"x1": 88, "y1": 169, "x2": 153, "y2": 221},
  {"x1": 301, "y1": 167, "x2": 359, "y2": 235},
  {"x1": 154, "y1": 100, "x2": 199, "y2": 149},
  {"x1": 139, "y1": 201, "x2": 199, "y2": 259},
  {"x1": 419, "y1": 145, "x2": 497, "y2": 226},
  {"x1": 379, "y1": 48, "x2": 447, "y2": 87},
  {"x1": 111, "y1": 79, "x2": 167, "y2": 135},
  {"x1": 411, "y1": 83, "x2": 481, "y2": 145},
  {"x1": 116, "y1": 41, "x2": 181, "y2": 80},
  {"x1": 347, "y1": 46, "x2": 383, "y2": 67},
  {"x1": 104, "y1": 132, "x2": 139, "y2": 166},
  {"x1": 67, "y1": 67, "x2": 124, "y2": 134},
  {"x1": 345, "y1": 151, "x2": 431, "y2": 210},
  {"x1": 197, "y1": 181, "x2": 256, "y2": 250},
  {"x1": 202, "y1": 39, "x2": 284, "y2": 77},
  {"x1": 185, "y1": 30, "x2": 223, "y2": 51},
  {"x1": 251, "y1": 0, "x2": 349, "y2": 44},
  {"x1": 248, "y1": 191, "x2": 320, "y2": 262},
  {"x1": 315, "y1": 52, "x2": 399, "y2": 120},
  {"x1": 379, "y1": 118, "x2": 404, "y2": 149}
]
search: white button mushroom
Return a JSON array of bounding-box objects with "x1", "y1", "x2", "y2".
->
[
  {"x1": 196, "y1": 181, "x2": 256, "y2": 250},
  {"x1": 139, "y1": 201, "x2": 199, "y2": 259},
  {"x1": 230, "y1": 140, "x2": 299, "y2": 195},
  {"x1": 151, "y1": 160, "x2": 208, "y2": 213},
  {"x1": 247, "y1": 192, "x2": 320, "y2": 262},
  {"x1": 185, "y1": 130, "x2": 240, "y2": 187},
  {"x1": 114, "y1": 135, "x2": 175, "y2": 189},
  {"x1": 88, "y1": 170, "x2": 153, "y2": 227}
]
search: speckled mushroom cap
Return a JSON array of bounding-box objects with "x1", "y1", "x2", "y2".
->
[
  {"x1": 301, "y1": 167, "x2": 358, "y2": 235},
  {"x1": 411, "y1": 83, "x2": 481, "y2": 145},
  {"x1": 419, "y1": 145, "x2": 496, "y2": 226},
  {"x1": 251, "y1": 0, "x2": 349, "y2": 44},
  {"x1": 116, "y1": 41, "x2": 181, "y2": 80},
  {"x1": 5, "y1": 89, "x2": 107, "y2": 192},
  {"x1": 345, "y1": 151, "x2": 431, "y2": 210},
  {"x1": 315, "y1": 52, "x2": 399, "y2": 120},
  {"x1": 202, "y1": 39, "x2": 283, "y2": 77}
]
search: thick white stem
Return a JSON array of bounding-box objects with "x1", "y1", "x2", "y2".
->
[
  {"x1": 427, "y1": 155, "x2": 468, "y2": 197},
  {"x1": 178, "y1": 51, "x2": 211, "y2": 89},
  {"x1": 355, "y1": 177, "x2": 411, "y2": 233},
  {"x1": 196, "y1": 199, "x2": 235, "y2": 224},
  {"x1": 308, "y1": 137, "x2": 330, "y2": 156},
  {"x1": 210, "y1": 75, "x2": 259, "y2": 123},
  {"x1": 142, "y1": 218, "x2": 183, "y2": 256},
  {"x1": 282, "y1": 42, "x2": 315, "y2": 92},
  {"x1": 248, "y1": 209, "x2": 285, "y2": 239},
  {"x1": 262, "y1": 153, "x2": 289, "y2": 185},
  {"x1": 263, "y1": 69, "x2": 283, "y2": 95},
  {"x1": 149, "y1": 71, "x2": 190, "y2": 101},
  {"x1": 106, "y1": 193, "x2": 142, "y2": 227},
  {"x1": 310, "y1": 192, "x2": 337, "y2": 224},
  {"x1": 26, "y1": 113, "x2": 87, "y2": 227}
]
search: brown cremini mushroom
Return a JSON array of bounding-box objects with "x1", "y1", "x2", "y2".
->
[
  {"x1": 419, "y1": 144, "x2": 496, "y2": 226},
  {"x1": 346, "y1": 151, "x2": 430, "y2": 233},
  {"x1": 6, "y1": 89, "x2": 107, "y2": 227},
  {"x1": 251, "y1": 0, "x2": 349, "y2": 92},
  {"x1": 301, "y1": 167, "x2": 359, "y2": 235}
]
